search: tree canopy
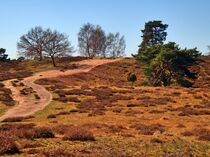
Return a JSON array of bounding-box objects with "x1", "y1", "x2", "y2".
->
[
  {"x1": 139, "y1": 20, "x2": 168, "y2": 52},
  {"x1": 0, "y1": 48, "x2": 10, "y2": 62},
  {"x1": 140, "y1": 42, "x2": 201, "y2": 86},
  {"x1": 135, "y1": 21, "x2": 201, "y2": 87}
]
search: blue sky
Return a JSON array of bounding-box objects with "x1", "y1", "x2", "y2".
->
[{"x1": 1, "y1": 0, "x2": 210, "y2": 58}]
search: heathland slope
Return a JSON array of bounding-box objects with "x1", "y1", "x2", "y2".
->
[{"x1": 0, "y1": 57, "x2": 209, "y2": 156}]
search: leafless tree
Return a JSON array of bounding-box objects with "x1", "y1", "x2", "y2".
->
[
  {"x1": 78, "y1": 23, "x2": 107, "y2": 58},
  {"x1": 207, "y1": 45, "x2": 210, "y2": 56},
  {"x1": 106, "y1": 32, "x2": 126, "y2": 58},
  {"x1": 90, "y1": 25, "x2": 106, "y2": 57},
  {"x1": 17, "y1": 27, "x2": 73, "y2": 66},
  {"x1": 17, "y1": 26, "x2": 45, "y2": 60},
  {"x1": 78, "y1": 23, "x2": 126, "y2": 58},
  {"x1": 43, "y1": 29, "x2": 74, "y2": 67},
  {"x1": 78, "y1": 23, "x2": 95, "y2": 58}
]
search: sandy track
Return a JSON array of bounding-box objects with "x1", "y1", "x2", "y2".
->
[{"x1": 0, "y1": 59, "x2": 120, "y2": 121}]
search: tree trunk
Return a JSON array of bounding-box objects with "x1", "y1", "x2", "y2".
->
[
  {"x1": 112, "y1": 51, "x2": 115, "y2": 59},
  {"x1": 39, "y1": 52, "x2": 43, "y2": 61},
  {"x1": 51, "y1": 55, "x2": 56, "y2": 67}
]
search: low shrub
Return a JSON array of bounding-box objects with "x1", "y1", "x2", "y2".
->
[
  {"x1": 35, "y1": 78, "x2": 62, "y2": 85},
  {"x1": 63, "y1": 126, "x2": 95, "y2": 141},
  {"x1": 42, "y1": 148, "x2": 75, "y2": 157},
  {"x1": 178, "y1": 108, "x2": 210, "y2": 116},
  {"x1": 149, "y1": 110, "x2": 165, "y2": 114},
  {"x1": 32, "y1": 127, "x2": 55, "y2": 139},
  {"x1": 107, "y1": 125, "x2": 126, "y2": 133},
  {"x1": 92, "y1": 87, "x2": 113, "y2": 100},
  {"x1": 0, "y1": 87, "x2": 15, "y2": 106},
  {"x1": 195, "y1": 128, "x2": 210, "y2": 141},
  {"x1": 2, "y1": 125, "x2": 55, "y2": 140},
  {"x1": 125, "y1": 109, "x2": 144, "y2": 115},
  {"x1": 2, "y1": 117, "x2": 24, "y2": 122},
  {"x1": 53, "y1": 124, "x2": 75, "y2": 135},
  {"x1": 47, "y1": 114, "x2": 57, "y2": 119},
  {"x1": 131, "y1": 123, "x2": 165, "y2": 135},
  {"x1": 127, "y1": 103, "x2": 140, "y2": 107},
  {"x1": 57, "y1": 111, "x2": 70, "y2": 116},
  {"x1": 20, "y1": 140, "x2": 43, "y2": 149},
  {"x1": 181, "y1": 131, "x2": 194, "y2": 136},
  {"x1": 80, "y1": 84, "x2": 90, "y2": 90},
  {"x1": 150, "y1": 138, "x2": 163, "y2": 143},
  {"x1": 127, "y1": 73, "x2": 137, "y2": 85},
  {"x1": 0, "y1": 132, "x2": 20, "y2": 155},
  {"x1": 177, "y1": 124, "x2": 186, "y2": 128},
  {"x1": 112, "y1": 108, "x2": 123, "y2": 113},
  {"x1": 198, "y1": 134, "x2": 210, "y2": 141},
  {"x1": 34, "y1": 94, "x2": 40, "y2": 100},
  {"x1": 68, "y1": 97, "x2": 81, "y2": 103},
  {"x1": 69, "y1": 109, "x2": 79, "y2": 113},
  {"x1": 181, "y1": 128, "x2": 210, "y2": 141},
  {"x1": 88, "y1": 109, "x2": 106, "y2": 116}
]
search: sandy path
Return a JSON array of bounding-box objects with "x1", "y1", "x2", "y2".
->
[{"x1": 0, "y1": 59, "x2": 120, "y2": 121}]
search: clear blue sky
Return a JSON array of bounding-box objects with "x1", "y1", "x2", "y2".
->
[{"x1": 1, "y1": 0, "x2": 210, "y2": 58}]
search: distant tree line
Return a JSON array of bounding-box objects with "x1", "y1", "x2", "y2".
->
[
  {"x1": 16, "y1": 24, "x2": 126, "y2": 66},
  {"x1": 134, "y1": 20, "x2": 201, "y2": 87}
]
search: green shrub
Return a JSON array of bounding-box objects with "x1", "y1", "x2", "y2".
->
[
  {"x1": 136, "y1": 42, "x2": 201, "y2": 87},
  {"x1": 127, "y1": 73, "x2": 137, "y2": 85}
]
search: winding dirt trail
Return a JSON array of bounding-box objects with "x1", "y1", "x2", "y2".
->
[{"x1": 0, "y1": 59, "x2": 120, "y2": 121}]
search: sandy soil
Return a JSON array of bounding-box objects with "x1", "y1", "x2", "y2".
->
[{"x1": 0, "y1": 59, "x2": 120, "y2": 121}]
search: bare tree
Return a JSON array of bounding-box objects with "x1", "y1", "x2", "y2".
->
[
  {"x1": 78, "y1": 23, "x2": 106, "y2": 58},
  {"x1": 78, "y1": 23, "x2": 95, "y2": 58},
  {"x1": 90, "y1": 25, "x2": 106, "y2": 57},
  {"x1": 43, "y1": 29, "x2": 74, "y2": 67},
  {"x1": 78, "y1": 23, "x2": 126, "y2": 58},
  {"x1": 106, "y1": 32, "x2": 126, "y2": 58},
  {"x1": 105, "y1": 33, "x2": 115, "y2": 56},
  {"x1": 207, "y1": 45, "x2": 210, "y2": 56},
  {"x1": 17, "y1": 26, "x2": 45, "y2": 60}
]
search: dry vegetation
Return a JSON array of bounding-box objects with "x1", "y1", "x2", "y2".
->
[
  {"x1": 0, "y1": 57, "x2": 209, "y2": 156},
  {"x1": 0, "y1": 82, "x2": 15, "y2": 107},
  {"x1": 0, "y1": 57, "x2": 86, "y2": 81},
  {"x1": 192, "y1": 56, "x2": 210, "y2": 88},
  {"x1": 0, "y1": 56, "x2": 86, "y2": 113},
  {"x1": 53, "y1": 58, "x2": 144, "y2": 87}
]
